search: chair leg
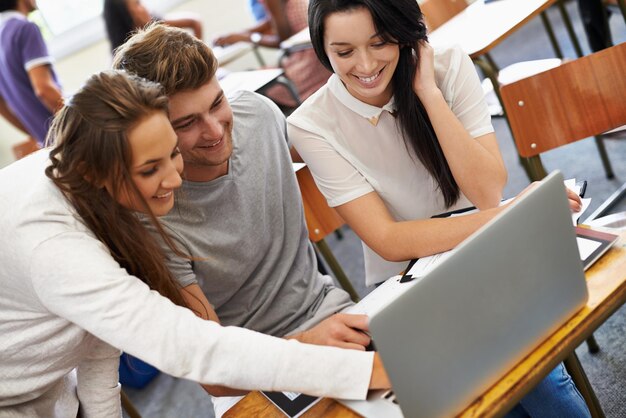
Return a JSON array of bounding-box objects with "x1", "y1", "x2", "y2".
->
[
  {"x1": 525, "y1": 156, "x2": 549, "y2": 182},
  {"x1": 540, "y1": 11, "x2": 564, "y2": 58},
  {"x1": 586, "y1": 335, "x2": 601, "y2": 354},
  {"x1": 315, "y1": 239, "x2": 360, "y2": 302},
  {"x1": 556, "y1": 0, "x2": 584, "y2": 57},
  {"x1": 121, "y1": 389, "x2": 142, "y2": 418},
  {"x1": 275, "y1": 75, "x2": 302, "y2": 106},
  {"x1": 594, "y1": 135, "x2": 614, "y2": 179},
  {"x1": 251, "y1": 45, "x2": 266, "y2": 67},
  {"x1": 563, "y1": 352, "x2": 606, "y2": 418},
  {"x1": 617, "y1": 0, "x2": 626, "y2": 25}
]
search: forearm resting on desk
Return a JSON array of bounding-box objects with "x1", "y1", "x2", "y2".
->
[{"x1": 336, "y1": 192, "x2": 506, "y2": 262}]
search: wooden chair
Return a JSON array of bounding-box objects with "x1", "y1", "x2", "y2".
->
[
  {"x1": 500, "y1": 42, "x2": 626, "y2": 182},
  {"x1": 420, "y1": 0, "x2": 468, "y2": 31},
  {"x1": 419, "y1": 0, "x2": 597, "y2": 179},
  {"x1": 500, "y1": 43, "x2": 626, "y2": 392},
  {"x1": 295, "y1": 165, "x2": 360, "y2": 302}
]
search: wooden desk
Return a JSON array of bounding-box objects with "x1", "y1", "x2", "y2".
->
[
  {"x1": 212, "y1": 42, "x2": 255, "y2": 66},
  {"x1": 225, "y1": 231, "x2": 626, "y2": 417},
  {"x1": 219, "y1": 68, "x2": 301, "y2": 106},
  {"x1": 279, "y1": 0, "x2": 579, "y2": 59},
  {"x1": 279, "y1": 27, "x2": 311, "y2": 53},
  {"x1": 219, "y1": 69, "x2": 285, "y2": 96},
  {"x1": 427, "y1": 0, "x2": 560, "y2": 59}
]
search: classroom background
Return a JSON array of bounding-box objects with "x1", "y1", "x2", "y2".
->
[{"x1": 1, "y1": 0, "x2": 624, "y2": 416}]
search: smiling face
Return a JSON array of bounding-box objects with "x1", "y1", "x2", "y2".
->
[
  {"x1": 168, "y1": 77, "x2": 234, "y2": 182},
  {"x1": 112, "y1": 111, "x2": 183, "y2": 216},
  {"x1": 323, "y1": 6, "x2": 400, "y2": 107}
]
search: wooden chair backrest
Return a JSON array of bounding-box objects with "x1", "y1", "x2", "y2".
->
[
  {"x1": 420, "y1": 0, "x2": 468, "y2": 31},
  {"x1": 500, "y1": 42, "x2": 626, "y2": 158},
  {"x1": 295, "y1": 165, "x2": 344, "y2": 243}
]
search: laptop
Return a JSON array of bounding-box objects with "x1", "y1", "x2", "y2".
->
[{"x1": 340, "y1": 170, "x2": 589, "y2": 418}]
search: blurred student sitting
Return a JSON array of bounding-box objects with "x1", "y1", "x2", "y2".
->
[
  {"x1": 103, "y1": 0, "x2": 203, "y2": 53},
  {"x1": 0, "y1": 0, "x2": 63, "y2": 147},
  {"x1": 214, "y1": 0, "x2": 330, "y2": 108}
]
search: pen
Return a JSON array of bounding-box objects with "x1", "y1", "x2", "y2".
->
[
  {"x1": 576, "y1": 180, "x2": 587, "y2": 198},
  {"x1": 400, "y1": 258, "x2": 419, "y2": 283}
]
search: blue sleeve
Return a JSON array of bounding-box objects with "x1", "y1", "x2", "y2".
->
[{"x1": 17, "y1": 21, "x2": 52, "y2": 70}]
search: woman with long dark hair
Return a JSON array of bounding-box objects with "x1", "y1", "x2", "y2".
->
[
  {"x1": 0, "y1": 70, "x2": 388, "y2": 416},
  {"x1": 288, "y1": 0, "x2": 588, "y2": 416}
]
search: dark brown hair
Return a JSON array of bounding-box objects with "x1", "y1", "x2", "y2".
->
[
  {"x1": 45, "y1": 70, "x2": 187, "y2": 307},
  {"x1": 112, "y1": 22, "x2": 217, "y2": 95}
]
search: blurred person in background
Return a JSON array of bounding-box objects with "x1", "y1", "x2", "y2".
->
[
  {"x1": 103, "y1": 0, "x2": 203, "y2": 53},
  {"x1": 0, "y1": 0, "x2": 63, "y2": 147},
  {"x1": 214, "y1": 0, "x2": 330, "y2": 108}
]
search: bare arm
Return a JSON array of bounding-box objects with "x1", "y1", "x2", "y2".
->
[
  {"x1": 413, "y1": 42, "x2": 507, "y2": 209},
  {"x1": 212, "y1": 19, "x2": 277, "y2": 47},
  {"x1": 181, "y1": 284, "x2": 376, "y2": 395},
  {"x1": 264, "y1": 0, "x2": 294, "y2": 42},
  {"x1": 336, "y1": 191, "x2": 505, "y2": 262},
  {"x1": 125, "y1": 0, "x2": 152, "y2": 27},
  {"x1": 163, "y1": 16, "x2": 203, "y2": 40},
  {"x1": 0, "y1": 95, "x2": 28, "y2": 133},
  {"x1": 27, "y1": 65, "x2": 63, "y2": 114},
  {"x1": 213, "y1": 0, "x2": 291, "y2": 48}
]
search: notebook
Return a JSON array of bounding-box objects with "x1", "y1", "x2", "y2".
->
[
  {"x1": 576, "y1": 226, "x2": 619, "y2": 270},
  {"x1": 341, "y1": 170, "x2": 589, "y2": 418}
]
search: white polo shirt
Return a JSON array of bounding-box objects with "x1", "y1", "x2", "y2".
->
[{"x1": 288, "y1": 45, "x2": 494, "y2": 285}]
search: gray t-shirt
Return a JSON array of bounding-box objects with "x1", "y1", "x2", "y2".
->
[{"x1": 155, "y1": 91, "x2": 351, "y2": 337}]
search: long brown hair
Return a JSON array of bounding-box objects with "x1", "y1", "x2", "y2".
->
[{"x1": 45, "y1": 70, "x2": 187, "y2": 307}]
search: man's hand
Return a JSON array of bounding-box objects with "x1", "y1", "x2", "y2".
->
[{"x1": 290, "y1": 313, "x2": 371, "y2": 351}]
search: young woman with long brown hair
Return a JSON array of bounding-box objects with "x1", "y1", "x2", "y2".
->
[{"x1": 0, "y1": 69, "x2": 388, "y2": 416}]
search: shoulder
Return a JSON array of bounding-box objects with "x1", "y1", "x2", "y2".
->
[
  {"x1": 434, "y1": 44, "x2": 468, "y2": 79},
  {"x1": 433, "y1": 45, "x2": 477, "y2": 101},
  {"x1": 287, "y1": 81, "x2": 336, "y2": 133},
  {"x1": 229, "y1": 90, "x2": 285, "y2": 125},
  {"x1": 9, "y1": 17, "x2": 43, "y2": 39},
  {"x1": 229, "y1": 91, "x2": 289, "y2": 151}
]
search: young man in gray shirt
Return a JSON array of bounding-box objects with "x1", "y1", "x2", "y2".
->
[{"x1": 113, "y1": 24, "x2": 371, "y2": 413}]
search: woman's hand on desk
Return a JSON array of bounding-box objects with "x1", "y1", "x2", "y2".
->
[
  {"x1": 288, "y1": 313, "x2": 371, "y2": 351},
  {"x1": 369, "y1": 353, "x2": 391, "y2": 390}
]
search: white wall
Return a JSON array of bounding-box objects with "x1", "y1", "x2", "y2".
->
[{"x1": 0, "y1": 0, "x2": 277, "y2": 168}]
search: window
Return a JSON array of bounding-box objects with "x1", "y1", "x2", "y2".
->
[{"x1": 32, "y1": 0, "x2": 186, "y2": 59}]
